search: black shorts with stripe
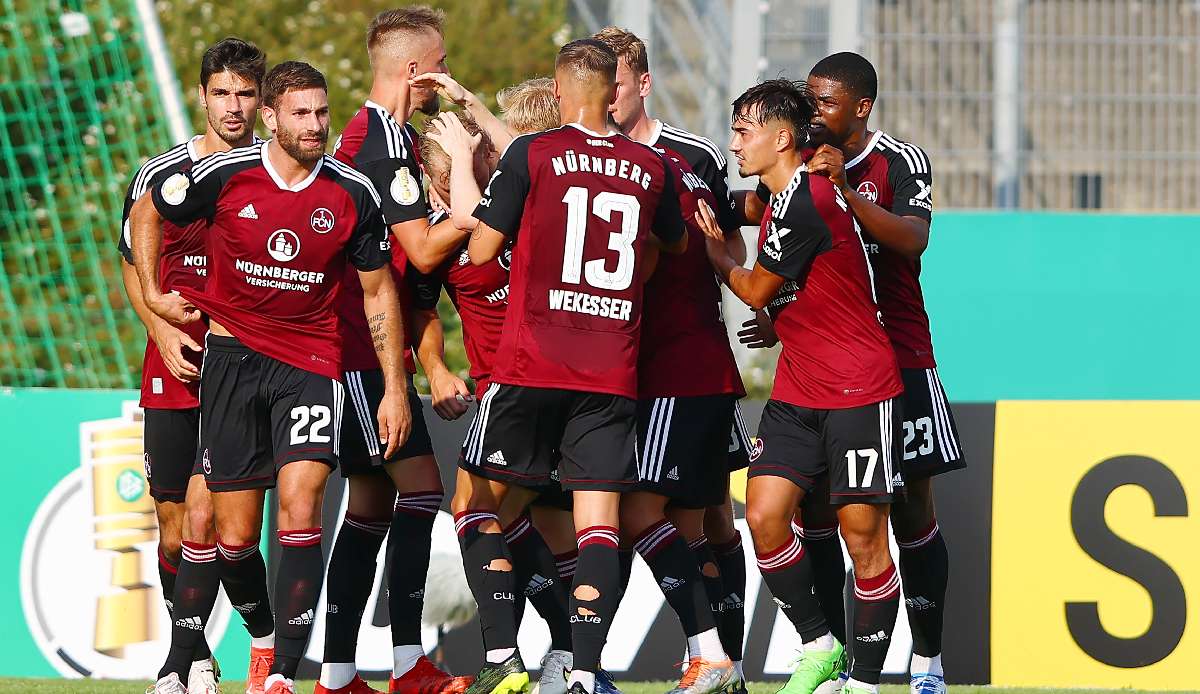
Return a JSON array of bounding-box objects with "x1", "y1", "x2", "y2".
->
[
  {"x1": 898, "y1": 367, "x2": 966, "y2": 480},
  {"x1": 197, "y1": 335, "x2": 343, "y2": 492},
  {"x1": 144, "y1": 407, "x2": 199, "y2": 503},
  {"x1": 749, "y1": 397, "x2": 904, "y2": 505},
  {"x1": 727, "y1": 400, "x2": 754, "y2": 472},
  {"x1": 459, "y1": 383, "x2": 638, "y2": 493},
  {"x1": 339, "y1": 369, "x2": 435, "y2": 477},
  {"x1": 636, "y1": 394, "x2": 738, "y2": 508}
]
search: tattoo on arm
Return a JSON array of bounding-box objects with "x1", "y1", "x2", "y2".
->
[{"x1": 368, "y1": 312, "x2": 388, "y2": 353}]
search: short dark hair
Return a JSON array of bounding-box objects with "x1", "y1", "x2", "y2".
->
[
  {"x1": 200, "y1": 37, "x2": 267, "y2": 89},
  {"x1": 732, "y1": 79, "x2": 817, "y2": 149},
  {"x1": 555, "y1": 38, "x2": 618, "y2": 86},
  {"x1": 592, "y1": 26, "x2": 649, "y2": 75},
  {"x1": 809, "y1": 52, "x2": 878, "y2": 101},
  {"x1": 262, "y1": 61, "x2": 327, "y2": 109}
]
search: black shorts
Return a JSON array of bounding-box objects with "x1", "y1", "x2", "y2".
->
[
  {"x1": 899, "y1": 368, "x2": 966, "y2": 480},
  {"x1": 636, "y1": 394, "x2": 737, "y2": 508},
  {"x1": 144, "y1": 407, "x2": 200, "y2": 503},
  {"x1": 198, "y1": 335, "x2": 343, "y2": 492},
  {"x1": 459, "y1": 384, "x2": 637, "y2": 493},
  {"x1": 340, "y1": 369, "x2": 435, "y2": 477},
  {"x1": 749, "y1": 397, "x2": 903, "y2": 505},
  {"x1": 727, "y1": 400, "x2": 754, "y2": 472}
]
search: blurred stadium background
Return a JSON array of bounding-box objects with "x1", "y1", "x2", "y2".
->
[{"x1": 2, "y1": 0, "x2": 1198, "y2": 691}]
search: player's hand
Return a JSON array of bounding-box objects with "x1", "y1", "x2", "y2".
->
[
  {"x1": 427, "y1": 112, "x2": 482, "y2": 160},
  {"x1": 807, "y1": 144, "x2": 849, "y2": 193},
  {"x1": 428, "y1": 367, "x2": 473, "y2": 420},
  {"x1": 377, "y1": 387, "x2": 413, "y2": 460},
  {"x1": 738, "y1": 311, "x2": 779, "y2": 349},
  {"x1": 150, "y1": 323, "x2": 202, "y2": 382},
  {"x1": 428, "y1": 186, "x2": 450, "y2": 215},
  {"x1": 694, "y1": 199, "x2": 726, "y2": 242},
  {"x1": 410, "y1": 72, "x2": 470, "y2": 107},
  {"x1": 147, "y1": 290, "x2": 200, "y2": 325}
]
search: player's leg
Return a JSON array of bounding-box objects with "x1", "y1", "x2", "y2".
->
[
  {"x1": 892, "y1": 367, "x2": 964, "y2": 694},
  {"x1": 825, "y1": 398, "x2": 904, "y2": 694},
  {"x1": 501, "y1": 489, "x2": 573, "y2": 659},
  {"x1": 318, "y1": 472, "x2": 393, "y2": 694},
  {"x1": 525, "y1": 499, "x2": 577, "y2": 694},
  {"x1": 532, "y1": 506, "x2": 578, "y2": 584},
  {"x1": 797, "y1": 487, "x2": 848, "y2": 645},
  {"x1": 745, "y1": 401, "x2": 843, "y2": 694}
]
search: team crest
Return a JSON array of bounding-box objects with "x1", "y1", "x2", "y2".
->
[
  {"x1": 857, "y1": 181, "x2": 879, "y2": 202},
  {"x1": 201, "y1": 448, "x2": 212, "y2": 475},
  {"x1": 498, "y1": 247, "x2": 513, "y2": 271},
  {"x1": 390, "y1": 166, "x2": 420, "y2": 206},
  {"x1": 161, "y1": 172, "x2": 189, "y2": 205},
  {"x1": 143, "y1": 453, "x2": 152, "y2": 480},
  {"x1": 310, "y1": 207, "x2": 335, "y2": 234},
  {"x1": 267, "y1": 229, "x2": 301, "y2": 262},
  {"x1": 748, "y1": 437, "x2": 764, "y2": 462}
]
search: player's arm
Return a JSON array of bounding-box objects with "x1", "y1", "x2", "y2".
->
[
  {"x1": 807, "y1": 143, "x2": 931, "y2": 259},
  {"x1": 650, "y1": 158, "x2": 687, "y2": 255},
  {"x1": 469, "y1": 134, "x2": 531, "y2": 265},
  {"x1": 410, "y1": 72, "x2": 513, "y2": 153},
  {"x1": 406, "y1": 266, "x2": 471, "y2": 420},
  {"x1": 732, "y1": 189, "x2": 767, "y2": 227},
  {"x1": 120, "y1": 261, "x2": 201, "y2": 381},
  {"x1": 699, "y1": 201, "x2": 786, "y2": 309}
]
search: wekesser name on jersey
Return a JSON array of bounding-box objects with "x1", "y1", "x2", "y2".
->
[
  {"x1": 234, "y1": 258, "x2": 326, "y2": 293},
  {"x1": 548, "y1": 288, "x2": 632, "y2": 321},
  {"x1": 551, "y1": 149, "x2": 654, "y2": 190}
]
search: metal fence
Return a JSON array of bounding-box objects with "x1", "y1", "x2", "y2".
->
[{"x1": 573, "y1": 0, "x2": 1200, "y2": 212}]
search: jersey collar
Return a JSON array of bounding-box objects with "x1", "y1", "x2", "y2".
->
[
  {"x1": 845, "y1": 130, "x2": 883, "y2": 170},
  {"x1": 643, "y1": 119, "x2": 664, "y2": 147},
  {"x1": 185, "y1": 134, "x2": 204, "y2": 162},
  {"x1": 260, "y1": 140, "x2": 323, "y2": 192},
  {"x1": 566, "y1": 122, "x2": 618, "y2": 138}
]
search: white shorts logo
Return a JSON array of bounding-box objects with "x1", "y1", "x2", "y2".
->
[
  {"x1": 267, "y1": 229, "x2": 301, "y2": 262},
  {"x1": 391, "y1": 167, "x2": 420, "y2": 206},
  {"x1": 310, "y1": 208, "x2": 335, "y2": 234},
  {"x1": 161, "y1": 173, "x2": 189, "y2": 205}
]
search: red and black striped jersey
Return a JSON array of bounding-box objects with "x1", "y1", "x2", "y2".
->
[
  {"x1": 644, "y1": 120, "x2": 740, "y2": 233},
  {"x1": 150, "y1": 141, "x2": 389, "y2": 379},
  {"x1": 755, "y1": 165, "x2": 901, "y2": 409}
]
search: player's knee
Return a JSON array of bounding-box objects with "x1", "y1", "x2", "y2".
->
[
  {"x1": 182, "y1": 504, "x2": 216, "y2": 544},
  {"x1": 841, "y1": 525, "x2": 890, "y2": 570},
  {"x1": 486, "y1": 558, "x2": 512, "y2": 572},
  {"x1": 745, "y1": 503, "x2": 788, "y2": 548},
  {"x1": 158, "y1": 534, "x2": 183, "y2": 562}
]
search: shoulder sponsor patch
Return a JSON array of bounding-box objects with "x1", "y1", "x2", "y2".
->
[{"x1": 390, "y1": 166, "x2": 420, "y2": 206}]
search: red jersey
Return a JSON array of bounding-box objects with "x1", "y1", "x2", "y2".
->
[
  {"x1": 755, "y1": 165, "x2": 901, "y2": 409},
  {"x1": 409, "y1": 211, "x2": 511, "y2": 399},
  {"x1": 333, "y1": 102, "x2": 426, "y2": 372},
  {"x1": 638, "y1": 154, "x2": 743, "y2": 399},
  {"x1": 151, "y1": 141, "x2": 390, "y2": 379},
  {"x1": 119, "y1": 136, "x2": 208, "y2": 408},
  {"x1": 473, "y1": 124, "x2": 685, "y2": 399},
  {"x1": 843, "y1": 130, "x2": 936, "y2": 368}
]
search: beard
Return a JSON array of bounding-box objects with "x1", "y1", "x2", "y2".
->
[
  {"x1": 417, "y1": 88, "x2": 440, "y2": 116},
  {"x1": 275, "y1": 122, "x2": 328, "y2": 163},
  {"x1": 209, "y1": 112, "x2": 250, "y2": 145}
]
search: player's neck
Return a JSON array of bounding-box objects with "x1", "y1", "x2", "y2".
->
[
  {"x1": 625, "y1": 110, "x2": 657, "y2": 145},
  {"x1": 760, "y1": 152, "x2": 807, "y2": 195},
  {"x1": 197, "y1": 130, "x2": 252, "y2": 159},
  {"x1": 839, "y1": 127, "x2": 874, "y2": 162},
  {"x1": 367, "y1": 82, "x2": 413, "y2": 123},
  {"x1": 561, "y1": 105, "x2": 614, "y2": 136},
  {"x1": 266, "y1": 139, "x2": 319, "y2": 185}
]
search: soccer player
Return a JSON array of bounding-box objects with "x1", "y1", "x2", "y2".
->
[
  {"x1": 316, "y1": 8, "x2": 472, "y2": 694},
  {"x1": 591, "y1": 27, "x2": 750, "y2": 690},
  {"x1": 118, "y1": 37, "x2": 275, "y2": 694},
  {"x1": 452, "y1": 38, "x2": 685, "y2": 694},
  {"x1": 803, "y1": 52, "x2": 963, "y2": 694},
  {"x1": 697, "y1": 79, "x2": 903, "y2": 694},
  {"x1": 130, "y1": 61, "x2": 410, "y2": 694}
]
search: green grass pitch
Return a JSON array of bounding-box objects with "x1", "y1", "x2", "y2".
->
[{"x1": 0, "y1": 681, "x2": 1191, "y2": 694}]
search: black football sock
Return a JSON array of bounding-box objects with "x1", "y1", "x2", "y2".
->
[
  {"x1": 217, "y1": 539, "x2": 275, "y2": 641},
  {"x1": 615, "y1": 548, "x2": 634, "y2": 602},
  {"x1": 158, "y1": 546, "x2": 179, "y2": 617},
  {"x1": 321, "y1": 514, "x2": 388, "y2": 663},
  {"x1": 158, "y1": 542, "x2": 221, "y2": 683},
  {"x1": 711, "y1": 532, "x2": 747, "y2": 662},
  {"x1": 850, "y1": 562, "x2": 901, "y2": 685},
  {"x1": 633, "y1": 520, "x2": 714, "y2": 637},
  {"x1": 755, "y1": 532, "x2": 828, "y2": 643},
  {"x1": 455, "y1": 510, "x2": 518, "y2": 657},
  {"x1": 797, "y1": 522, "x2": 848, "y2": 645},
  {"x1": 571, "y1": 527, "x2": 622, "y2": 673},
  {"x1": 271, "y1": 528, "x2": 325, "y2": 678},
  {"x1": 897, "y1": 520, "x2": 948, "y2": 658},
  {"x1": 506, "y1": 513, "x2": 572, "y2": 651},
  {"x1": 555, "y1": 550, "x2": 578, "y2": 583},
  {"x1": 389, "y1": 491, "x2": 442, "y2": 647},
  {"x1": 689, "y1": 537, "x2": 731, "y2": 651}
]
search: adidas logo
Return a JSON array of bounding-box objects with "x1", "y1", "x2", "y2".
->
[
  {"x1": 458, "y1": 249, "x2": 470, "y2": 266},
  {"x1": 857, "y1": 630, "x2": 889, "y2": 643},
  {"x1": 175, "y1": 616, "x2": 204, "y2": 631},
  {"x1": 232, "y1": 601, "x2": 259, "y2": 614},
  {"x1": 666, "y1": 466, "x2": 679, "y2": 481},
  {"x1": 525, "y1": 574, "x2": 554, "y2": 596},
  {"x1": 288, "y1": 609, "x2": 314, "y2": 626},
  {"x1": 659, "y1": 576, "x2": 686, "y2": 592},
  {"x1": 892, "y1": 473, "x2": 904, "y2": 486},
  {"x1": 721, "y1": 593, "x2": 745, "y2": 610},
  {"x1": 409, "y1": 589, "x2": 425, "y2": 599},
  {"x1": 487, "y1": 450, "x2": 507, "y2": 466},
  {"x1": 164, "y1": 599, "x2": 174, "y2": 613},
  {"x1": 772, "y1": 597, "x2": 792, "y2": 609},
  {"x1": 238, "y1": 203, "x2": 258, "y2": 219},
  {"x1": 906, "y1": 596, "x2": 936, "y2": 611}
]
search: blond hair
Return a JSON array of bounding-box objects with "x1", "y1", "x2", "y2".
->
[
  {"x1": 367, "y1": 6, "x2": 444, "y2": 63},
  {"x1": 592, "y1": 25, "x2": 649, "y2": 74},
  {"x1": 497, "y1": 77, "x2": 559, "y2": 135},
  {"x1": 419, "y1": 112, "x2": 484, "y2": 185}
]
